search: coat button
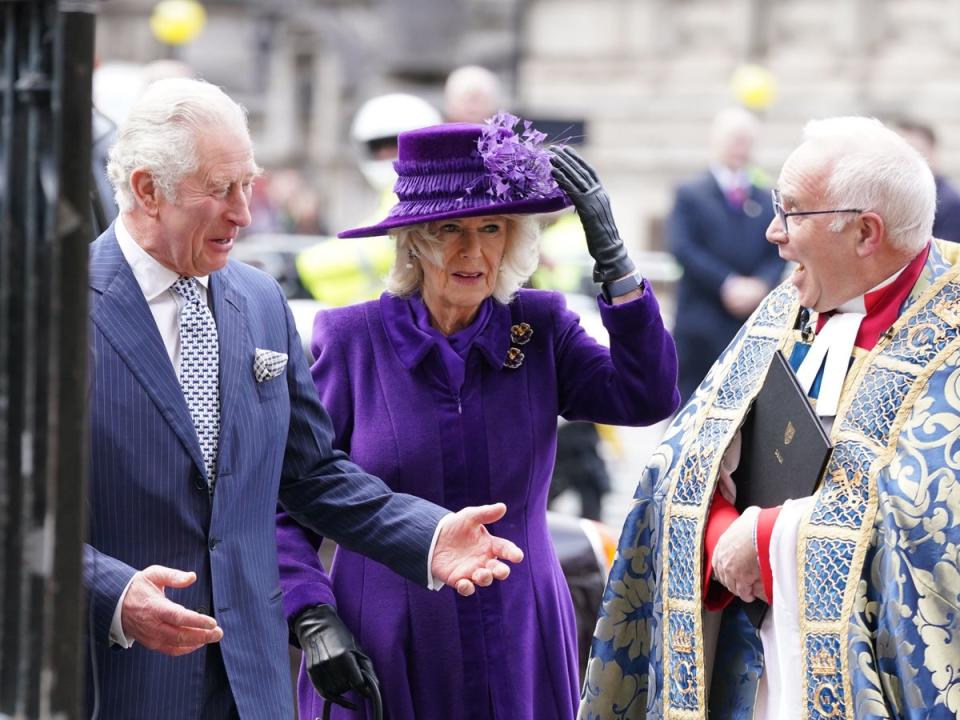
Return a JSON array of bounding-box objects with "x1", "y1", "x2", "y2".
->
[
  {"x1": 193, "y1": 471, "x2": 206, "y2": 491},
  {"x1": 208, "y1": 537, "x2": 218, "y2": 551},
  {"x1": 196, "y1": 605, "x2": 209, "y2": 616}
]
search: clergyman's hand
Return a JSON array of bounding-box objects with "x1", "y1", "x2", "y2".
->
[
  {"x1": 711, "y1": 507, "x2": 768, "y2": 603},
  {"x1": 120, "y1": 565, "x2": 223, "y2": 656},
  {"x1": 431, "y1": 503, "x2": 524, "y2": 597}
]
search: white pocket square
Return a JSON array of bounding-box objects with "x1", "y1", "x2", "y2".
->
[{"x1": 254, "y1": 348, "x2": 288, "y2": 383}]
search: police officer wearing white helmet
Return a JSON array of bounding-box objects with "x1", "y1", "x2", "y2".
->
[{"x1": 296, "y1": 93, "x2": 442, "y2": 305}]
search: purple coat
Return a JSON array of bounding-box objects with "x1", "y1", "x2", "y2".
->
[{"x1": 277, "y1": 288, "x2": 679, "y2": 720}]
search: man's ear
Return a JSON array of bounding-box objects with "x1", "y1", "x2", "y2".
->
[
  {"x1": 855, "y1": 211, "x2": 885, "y2": 257},
  {"x1": 130, "y1": 169, "x2": 161, "y2": 217}
]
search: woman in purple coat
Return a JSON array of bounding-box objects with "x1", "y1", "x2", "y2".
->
[{"x1": 277, "y1": 115, "x2": 680, "y2": 720}]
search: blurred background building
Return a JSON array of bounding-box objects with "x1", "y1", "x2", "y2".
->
[
  {"x1": 91, "y1": 0, "x2": 960, "y2": 530},
  {"x1": 94, "y1": 0, "x2": 960, "y2": 253}
]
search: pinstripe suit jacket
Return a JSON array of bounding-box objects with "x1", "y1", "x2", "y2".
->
[{"x1": 83, "y1": 225, "x2": 446, "y2": 719}]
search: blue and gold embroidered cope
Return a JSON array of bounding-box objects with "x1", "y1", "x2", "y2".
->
[{"x1": 580, "y1": 240, "x2": 960, "y2": 720}]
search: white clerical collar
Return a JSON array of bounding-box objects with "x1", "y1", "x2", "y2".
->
[
  {"x1": 797, "y1": 262, "x2": 911, "y2": 417},
  {"x1": 115, "y1": 214, "x2": 210, "y2": 300}
]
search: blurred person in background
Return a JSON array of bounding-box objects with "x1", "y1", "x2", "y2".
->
[
  {"x1": 276, "y1": 116, "x2": 679, "y2": 720},
  {"x1": 582, "y1": 116, "x2": 960, "y2": 720},
  {"x1": 295, "y1": 93, "x2": 442, "y2": 306},
  {"x1": 896, "y1": 118, "x2": 960, "y2": 243},
  {"x1": 443, "y1": 64, "x2": 502, "y2": 123},
  {"x1": 547, "y1": 420, "x2": 611, "y2": 521},
  {"x1": 667, "y1": 106, "x2": 783, "y2": 403}
]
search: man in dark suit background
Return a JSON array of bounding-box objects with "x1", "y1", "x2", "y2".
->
[
  {"x1": 666, "y1": 106, "x2": 784, "y2": 403},
  {"x1": 84, "y1": 77, "x2": 523, "y2": 719}
]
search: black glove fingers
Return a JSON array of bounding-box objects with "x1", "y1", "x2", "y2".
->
[
  {"x1": 549, "y1": 156, "x2": 587, "y2": 195},
  {"x1": 326, "y1": 692, "x2": 359, "y2": 711},
  {"x1": 560, "y1": 146, "x2": 601, "y2": 186},
  {"x1": 356, "y1": 653, "x2": 379, "y2": 698},
  {"x1": 550, "y1": 168, "x2": 581, "y2": 198},
  {"x1": 343, "y1": 653, "x2": 365, "y2": 690},
  {"x1": 294, "y1": 604, "x2": 377, "y2": 707},
  {"x1": 554, "y1": 148, "x2": 594, "y2": 192}
]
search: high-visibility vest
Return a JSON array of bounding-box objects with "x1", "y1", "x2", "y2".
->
[
  {"x1": 295, "y1": 190, "x2": 397, "y2": 306},
  {"x1": 530, "y1": 211, "x2": 593, "y2": 294}
]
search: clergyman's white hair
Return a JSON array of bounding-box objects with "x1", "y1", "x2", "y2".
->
[
  {"x1": 801, "y1": 116, "x2": 935, "y2": 252},
  {"x1": 385, "y1": 215, "x2": 541, "y2": 304},
  {"x1": 107, "y1": 78, "x2": 252, "y2": 212}
]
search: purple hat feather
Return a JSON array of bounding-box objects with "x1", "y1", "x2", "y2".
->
[{"x1": 338, "y1": 113, "x2": 571, "y2": 238}]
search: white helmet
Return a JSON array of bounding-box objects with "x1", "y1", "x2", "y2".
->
[{"x1": 350, "y1": 93, "x2": 442, "y2": 191}]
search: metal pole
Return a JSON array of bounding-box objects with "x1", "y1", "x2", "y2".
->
[{"x1": 0, "y1": 0, "x2": 92, "y2": 716}]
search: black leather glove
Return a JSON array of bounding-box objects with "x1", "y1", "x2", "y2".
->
[
  {"x1": 549, "y1": 145, "x2": 636, "y2": 283},
  {"x1": 293, "y1": 604, "x2": 380, "y2": 712}
]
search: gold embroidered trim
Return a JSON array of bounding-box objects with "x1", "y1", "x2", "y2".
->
[
  {"x1": 797, "y1": 261, "x2": 960, "y2": 720},
  {"x1": 660, "y1": 284, "x2": 800, "y2": 717}
]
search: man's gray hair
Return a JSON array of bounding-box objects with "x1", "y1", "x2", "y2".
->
[
  {"x1": 802, "y1": 117, "x2": 935, "y2": 252},
  {"x1": 107, "y1": 78, "x2": 251, "y2": 212},
  {"x1": 386, "y1": 215, "x2": 541, "y2": 305}
]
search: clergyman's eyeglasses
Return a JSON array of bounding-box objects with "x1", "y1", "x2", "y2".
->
[{"x1": 771, "y1": 188, "x2": 863, "y2": 237}]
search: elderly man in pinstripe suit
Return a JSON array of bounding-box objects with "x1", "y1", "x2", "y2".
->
[{"x1": 83, "y1": 77, "x2": 522, "y2": 719}]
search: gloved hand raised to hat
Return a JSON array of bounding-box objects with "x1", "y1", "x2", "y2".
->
[
  {"x1": 549, "y1": 146, "x2": 636, "y2": 285},
  {"x1": 293, "y1": 604, "x2": 381, "y2": 713}
]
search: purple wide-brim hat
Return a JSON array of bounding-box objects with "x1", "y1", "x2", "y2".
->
[{"x1": 338, "y1": 119, "x2": 572, "y2": 238}]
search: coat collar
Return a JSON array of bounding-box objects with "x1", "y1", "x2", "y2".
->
[{"x1": 379, "y1": 292, "x2": 512, "y2": 371}]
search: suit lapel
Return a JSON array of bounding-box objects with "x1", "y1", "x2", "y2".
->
[
  {"x1": 210, "y1": 266, "x2": 247, "y2": 479},
  {"x1": 89, "y1": 229, "x2": 207, "y2": 475}
]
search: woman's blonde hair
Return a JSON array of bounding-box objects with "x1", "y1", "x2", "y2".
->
[{"x1": 385, "y1": 214, "x2": 541, "y2": 304}]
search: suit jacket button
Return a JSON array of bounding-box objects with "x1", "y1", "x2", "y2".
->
[
  {"x1": 208, "y1": 537, "x2": 218, "y2": 551},
  {"x1": 196, "y1": 605, "x2": 209, "y2": 616},
  {"x1": 193, "y1": 471, "x2": 206, "y2": 491}
]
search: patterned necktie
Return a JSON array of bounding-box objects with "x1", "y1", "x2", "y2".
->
[
  {"x1": 725, "y1": 184, "x2": 747, "y2": 211},
  {"x1": 171, "y1": 277, "x2": 220, "y2": 488}
]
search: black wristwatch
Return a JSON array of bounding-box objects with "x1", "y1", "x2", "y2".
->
[{"x1": 601, "y1": 272, "x2": 644, "y2": 302}]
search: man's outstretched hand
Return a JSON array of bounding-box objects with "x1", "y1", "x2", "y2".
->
[
  {"x1": 430, "y1": 503, "x2": 524, "y2": 596},
  {"x1": 121, "y1": 565, "x2": 223, "y2": 655}
]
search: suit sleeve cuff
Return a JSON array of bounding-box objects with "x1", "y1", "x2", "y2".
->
[
  {"x1": 702, "y1": 490, "x2": 739, "y2": 610},
  {"x1": 426, "y1": 513, "x2": 455, "y2": 591},
  {"x1": 109, "y1": 578, "x2": 136, "y2": 649},
  {"x1": 756, "y1": 506, "x2": 780, "y2": 604}
]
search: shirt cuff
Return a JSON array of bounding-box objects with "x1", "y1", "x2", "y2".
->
[
  {"x1": 426, "y1": 512, "x2": 455, "y2": 591},
  {"x1": 702, "y1": 490, "x2": 739, "y2": 611},
  {"x1": 109, "y1": 577, "x2": 136, "y2": 648},
  {"x1": 756, "y1": 506, "x2": 781, "y2": 604}
]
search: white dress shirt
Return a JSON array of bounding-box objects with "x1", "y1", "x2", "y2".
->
[{"x1": 115, "y1": 215, "x2": 211, "y2": 375}]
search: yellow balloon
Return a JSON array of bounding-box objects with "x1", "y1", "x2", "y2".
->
[
  {"x1": 150, "y1": 0, "x2": 207, "y2": 46},
  {"x1": 730, "y1": 64, "x2": 777, "y2": 111}
]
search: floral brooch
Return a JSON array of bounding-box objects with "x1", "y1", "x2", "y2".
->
[
  {"x1": 504, "y1": 323, "x2": 533, "y2": 369},
  {"x1": 510, "y1": 322, "x2": 533, "y2": 345}
]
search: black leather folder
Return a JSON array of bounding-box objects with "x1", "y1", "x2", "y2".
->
[{"x1": 732, "y1": 349, "x2": 833, "y2": 626}]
